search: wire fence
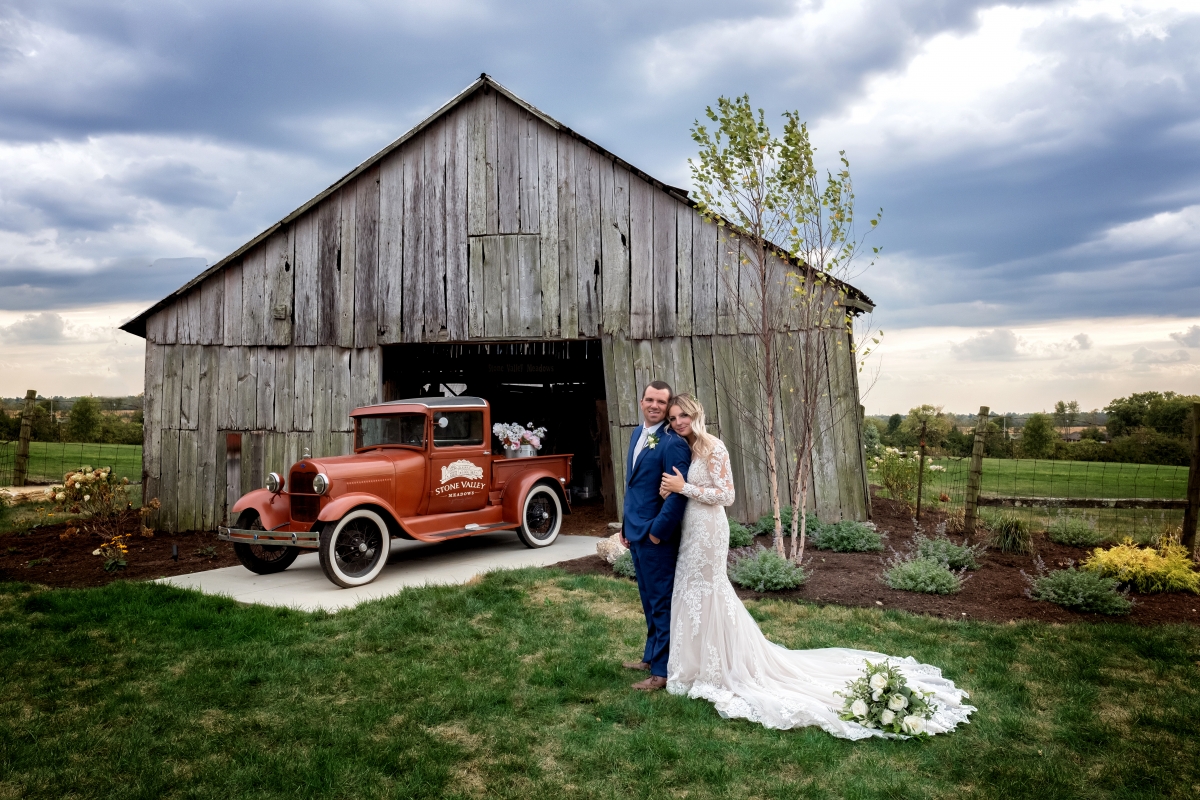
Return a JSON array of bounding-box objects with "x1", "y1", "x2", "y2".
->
[
  {"x1": 0, "y1": 441, "x2": 143, "y2": 487},
  {"x1": 870, "y1": 455, "x2": 1189, "y2": 544}
]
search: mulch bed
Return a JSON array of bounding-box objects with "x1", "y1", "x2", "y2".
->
[
  {"x1": 556, "y1": 493, "x2": 1200, "y2": 627},
  {"x1": 5, "y1": 495, "x2": 1198, "y2": 626},
  {"x1": 0, "y1": 498, "x2": 613, "y2": 590}
]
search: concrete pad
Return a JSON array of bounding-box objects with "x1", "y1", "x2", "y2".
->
[{"x1": 156, "y1": 533, "x2": 603, "y2": 612}]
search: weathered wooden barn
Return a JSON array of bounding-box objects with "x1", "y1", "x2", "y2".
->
[{"x1": 120, "y1": 75, "x2": 874, "y2": 533}]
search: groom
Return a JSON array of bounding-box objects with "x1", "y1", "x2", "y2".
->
[{"x1": 620, "y1": 380, "x2": 693, "y2": 691}]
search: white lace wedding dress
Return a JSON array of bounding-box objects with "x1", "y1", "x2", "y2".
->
[{"x1": 667, "y1": 440, "x2": 976, "y2": 739}]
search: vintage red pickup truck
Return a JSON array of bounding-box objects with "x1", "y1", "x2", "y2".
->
[{"x1": 217, "y1": 396, "x2": 571, "y2": 588}]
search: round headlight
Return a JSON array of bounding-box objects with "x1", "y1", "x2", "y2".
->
[
  {"x1": 265, "y1": 472, "x2": 283, "y2": 493},
  {"x1": 312, "y1": 473, "x2": 329, "y2": 495}
]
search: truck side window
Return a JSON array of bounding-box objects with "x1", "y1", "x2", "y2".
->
[
  {"x1": 433, "y1": 411, "x2": 484, "y2": 447},
  {"x1": 356, "y1": 414, "x2": 426, "y2": 449}
]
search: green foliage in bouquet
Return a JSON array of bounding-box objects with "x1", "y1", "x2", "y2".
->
[
  {"x1": 1023, "y1": 557, "x2": 1132, "y2": 615},
  {"x1": 727, "y1": 519, "x2": 755, "y2": 548},
  {"x1": 728, "y1": 547, "x2": 807, "y2": 592},
  {"x1": 837, "y1": 659, "x2": 937, "y2": 737},
  {"x1": 612, "y1": 550, "x2": 636, "y2": 580}
]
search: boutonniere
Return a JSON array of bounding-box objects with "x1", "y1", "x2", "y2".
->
[{"x1": 646, "y1": 432, "x2": 660, "y2": 449}]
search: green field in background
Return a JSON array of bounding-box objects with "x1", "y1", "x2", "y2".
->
[{"x1": 0, "y1": 442, "x2": 142, "y2": 486}]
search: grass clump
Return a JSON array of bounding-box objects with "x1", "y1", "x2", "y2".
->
[
  {"x1": 913, "y1": 530, "x2": 984, "y2": 570},
  {"x1": 728, "y1": 519, "x2": 754, "y2": 548},
  {"x1": 1047, "y1": 514, "x2": 1107, "y2": 548},
  {"x1": 1083, "y1": 539, "x2": 1200, "y2": 594},
  {"x1": 612, "y1": 550, "x2": 636, "y2": 579},
  {"x1": 882, "y1": 553, "x2": 964, "y2": 594},
  {"x1": 990, "y1": 514, "x2": 1035, "y2": 555},
  {"x1": 809, "y1": 518, "x2": 885, "y2": 552},
  {"x1": 1023, "y1": 557, "x2": 1132, "y2": 615},
  {"x1": 728, "y1": 546, "x2": 806, "y2": 592}
]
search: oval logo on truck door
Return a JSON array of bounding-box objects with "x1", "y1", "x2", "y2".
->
[{"x1": 440, "y1": 459, "x2": 484, "y2": 484}]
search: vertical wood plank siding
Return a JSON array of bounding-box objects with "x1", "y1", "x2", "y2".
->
[{"x1": 141, "y1": 88, "x2": 867, "y2": 529}]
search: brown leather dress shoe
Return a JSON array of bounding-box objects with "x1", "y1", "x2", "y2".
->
[
  {"x1": 632, "y1": 675, "x2": 667, "y2": 691},
  {"x1": 622, "y1": 660, "x2": 651, "y2": 671}
]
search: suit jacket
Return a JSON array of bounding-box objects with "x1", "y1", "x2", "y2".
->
[{"x1": 621, "y1": 423, "x2": 693, "y2": 545}]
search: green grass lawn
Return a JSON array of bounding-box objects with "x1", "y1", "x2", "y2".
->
[
  {"x1": 0, "y1": 441, "x2": 142, "y2": 486},
  {"x1": 869, "y1": 458, "x2": 1189, "y2": 542},
  {"x1": 2, "y1": 570, "x2": 1198, "y2": 799}
]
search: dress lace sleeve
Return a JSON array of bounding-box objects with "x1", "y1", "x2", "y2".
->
[{"x1": 680, "y1": 442, "x2": 736, "y2": 507}]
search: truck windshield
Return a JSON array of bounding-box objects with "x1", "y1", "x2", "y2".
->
[{"x1": 356, "y1": 414, "x2": 426, "y2": 449}]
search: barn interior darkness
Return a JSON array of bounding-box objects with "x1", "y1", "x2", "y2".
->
[{"x1": 381, "y1": 340, "x2": 613, "y2": 512}]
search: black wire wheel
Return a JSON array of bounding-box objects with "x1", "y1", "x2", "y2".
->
[
  {"x1": 232, "y1": 511, "x2": 301, "y2": 575},
  {"x1": 516, "y1": 483, "x2": 563, "y2": 548},
  {"x1": 318, "y1": 508, "x2": 391, "y2": 588}
]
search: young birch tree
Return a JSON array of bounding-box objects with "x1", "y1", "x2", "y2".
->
[{"x1": 690, "y1": 96, "x2": 880, "y2": 563}]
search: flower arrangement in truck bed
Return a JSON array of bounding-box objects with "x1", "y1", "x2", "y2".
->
[{"x1": 493, "y1": 422, "x2": 548, "y2": 451}]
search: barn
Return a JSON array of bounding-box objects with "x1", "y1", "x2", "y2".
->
[{"x1": 120, "y1": 75, "x2": 875, "y2": 533}]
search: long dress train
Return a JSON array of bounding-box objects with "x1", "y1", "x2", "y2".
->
[{"x1": 666, "y1": 440, "x2": 976, "y2": 739}]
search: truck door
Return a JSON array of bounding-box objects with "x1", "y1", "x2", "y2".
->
[{"x1": 427, "y1": 409, "x2": 490, "y2": 514}]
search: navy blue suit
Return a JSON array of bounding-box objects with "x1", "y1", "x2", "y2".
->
[{"x1": 623, "y1": 423, "x2": 693, "y2": 677}]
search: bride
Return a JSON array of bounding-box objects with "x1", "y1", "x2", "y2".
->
[{"x1": 657, "y1": 393, "x2": 975, "y2": 739}]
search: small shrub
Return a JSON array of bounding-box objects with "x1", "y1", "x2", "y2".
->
[
  {"x1": 728, "y1": 519, "x2": 754, "y2": 548},
  {"x1": 990, "y1": 514, "x2": 1035, "y2": 555},
  {"x1": 913, "y1": 531, "x2": 983, "y2": 570},
  {"x1": 882, "y1": 553, "x2": 964, "y2": 594},
  {"x1": 612, "y1": 550, "x2": 636, "y2": 580},
  {"x1": 753, "y1": 506, "x2": 794, "y2": 536},
  {"x1": 1083, "y1": 539, "x2": 1200, "y2": 594},
  {"x1": 1023, "y1": 557, "x2": 1132, "y2": 615},
  {"x1": 729, "y1": 546, "x2": 807, "y2": 592},
  {"x1": 1047, "y1": 514, "x2": 1106, "y2": 548},
  {"x1": 809, "y1": 519, "x2": 885, "y2": 552}
]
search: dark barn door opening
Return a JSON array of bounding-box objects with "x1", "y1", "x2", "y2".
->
[{"x1": 381, "y1": 340, "x2": 615, "y2": 515}]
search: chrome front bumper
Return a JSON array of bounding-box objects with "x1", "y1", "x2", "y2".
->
[{"x1": 217, "y1": 526, "x2": 320, "y2": 549}]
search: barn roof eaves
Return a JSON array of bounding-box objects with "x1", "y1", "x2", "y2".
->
[{"x1": 119, "y1": 74, "x2": 872, "y2": 337}]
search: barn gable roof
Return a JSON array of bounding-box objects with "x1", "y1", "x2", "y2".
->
[{"x1": 120, "y1": 74, "x2": 872, "y2": 338}]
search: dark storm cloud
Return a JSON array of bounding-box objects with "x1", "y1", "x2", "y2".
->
[
  {"x1": 0, "y1": 258, "x2": 208, "y2": 310},
  {"x1": 0, "y1": 0, "x2": 1196, "y2": 333}
]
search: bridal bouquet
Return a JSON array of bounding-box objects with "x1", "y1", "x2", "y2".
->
[
  {"x1": 492, "y1": 422, "x2": 548, "y2": 450},
  {"x1": 836, "y1": 659, "x2": 937, "y2": 736}
]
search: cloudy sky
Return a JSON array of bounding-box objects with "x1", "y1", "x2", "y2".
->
[{"x1": 1, "y1": 0, "x2": 1198, "y2": 414}]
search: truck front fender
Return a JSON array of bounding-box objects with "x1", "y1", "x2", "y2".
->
[
  {"x1": 501, "y1": 469, "x2": 571, "y2": 523},
  {"x1": 317, "y1": 493, "x2": 407, "y2": 538},
  {"x1": 230, "y1": 488, "x2": 292, "y2": 531}
]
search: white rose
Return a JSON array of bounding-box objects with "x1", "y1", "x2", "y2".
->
[
  {"x1": 869, "y1": 673, "x2": 889, "y2": 691},
  {"x1": 872, "y1": 689, "x2": 883, "y2": 702},
  {"x1": 83, "y1": 495, "x2": 91, "y2": 502},
  {"x1": 850, "y1": 699, "x2": 869, "y2": 718},
  {"x1": 880, "y1": 709, "x2": 895, "y2": 725},
  {"x1": 888, "y1": 694, "x2": 909, "y2": 711},
  {"x1": 901, "y1": 715, "x2": 926, "y2": 735},
  {"x1": 55, "y1": 492, "x2": 66, "y2": 502}
]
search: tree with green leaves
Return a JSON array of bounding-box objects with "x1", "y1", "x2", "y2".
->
[
  {"x1": 1021, "y1": 413, "x2": 1058, "y2": 459},
  {"x1": 900, "y1": 405, "x2": 953, "y2": 447},
  {"x1": 1053, "y1": 400, "x2": 1080, "y2": 431},
  {"x1": 690, "y1": 95, "x2": 880, "y2": 562},
  {"x1": 67, "y1": 396, "x2": 102, "y2": 443}
]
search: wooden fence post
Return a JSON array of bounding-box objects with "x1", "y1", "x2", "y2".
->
[
  {"x1": 13, "y1": 390, "x2": 36, "y2": 488},
  {"x1": 963, "y1": 405, "x2": 989, "y2": 537},
  {"x1": 915, "y1": 419, "x2": 927, "y2": 523},
  {"x1": 1182, "y1": 401, "x2": 1200, "y2": 557}
]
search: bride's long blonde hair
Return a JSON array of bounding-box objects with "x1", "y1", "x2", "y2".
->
[{"x1": 669, "y1": 393, "x2": 718, "y2": 459}]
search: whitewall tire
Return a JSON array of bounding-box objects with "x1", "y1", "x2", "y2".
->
[
  {"x1": 318, "y1": 508, "x2": 391, "y2": 588},
  {"x1": 516, "y1": 483, "x2": 562, "y2": 548}
]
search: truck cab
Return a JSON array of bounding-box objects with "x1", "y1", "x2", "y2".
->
[{"x1": 218, "y1": 396, "x2": 571, "y2": 588}]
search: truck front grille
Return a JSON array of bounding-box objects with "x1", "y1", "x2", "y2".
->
[{"x1": 290, "y1": 494, "x2": 320, "y2": 522}]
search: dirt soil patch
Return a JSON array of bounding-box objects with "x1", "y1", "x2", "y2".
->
[
  {"x1": 555, "y1": 492, "x2": 1200, "y2": 627},
  {"x1": 0, "y1": 512, "x2": 240, "y2": 589}
]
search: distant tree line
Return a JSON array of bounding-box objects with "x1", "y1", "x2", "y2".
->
[
  {"x1": 865, "y1": 390, "x2": 1196, "y2": 467},
  {"x1": 0, "y1": 395, "x2": 144, "y2": 445}
]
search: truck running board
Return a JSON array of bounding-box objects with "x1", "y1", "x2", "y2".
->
[{"x1": 421, "y1": 522, "x2": 519, "y2": 541}]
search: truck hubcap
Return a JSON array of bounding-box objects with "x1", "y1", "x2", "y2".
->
[
  {"x1": 335, "y1": 519, "x2": 383, "y2": 577},
  {"x1": 525, "y1": 494, "x2": 558, "y2": 539}
]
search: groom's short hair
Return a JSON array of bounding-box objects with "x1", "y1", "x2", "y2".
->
[{"x1": 642, "y1": 380, "x2": 673, "y2": 399}]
